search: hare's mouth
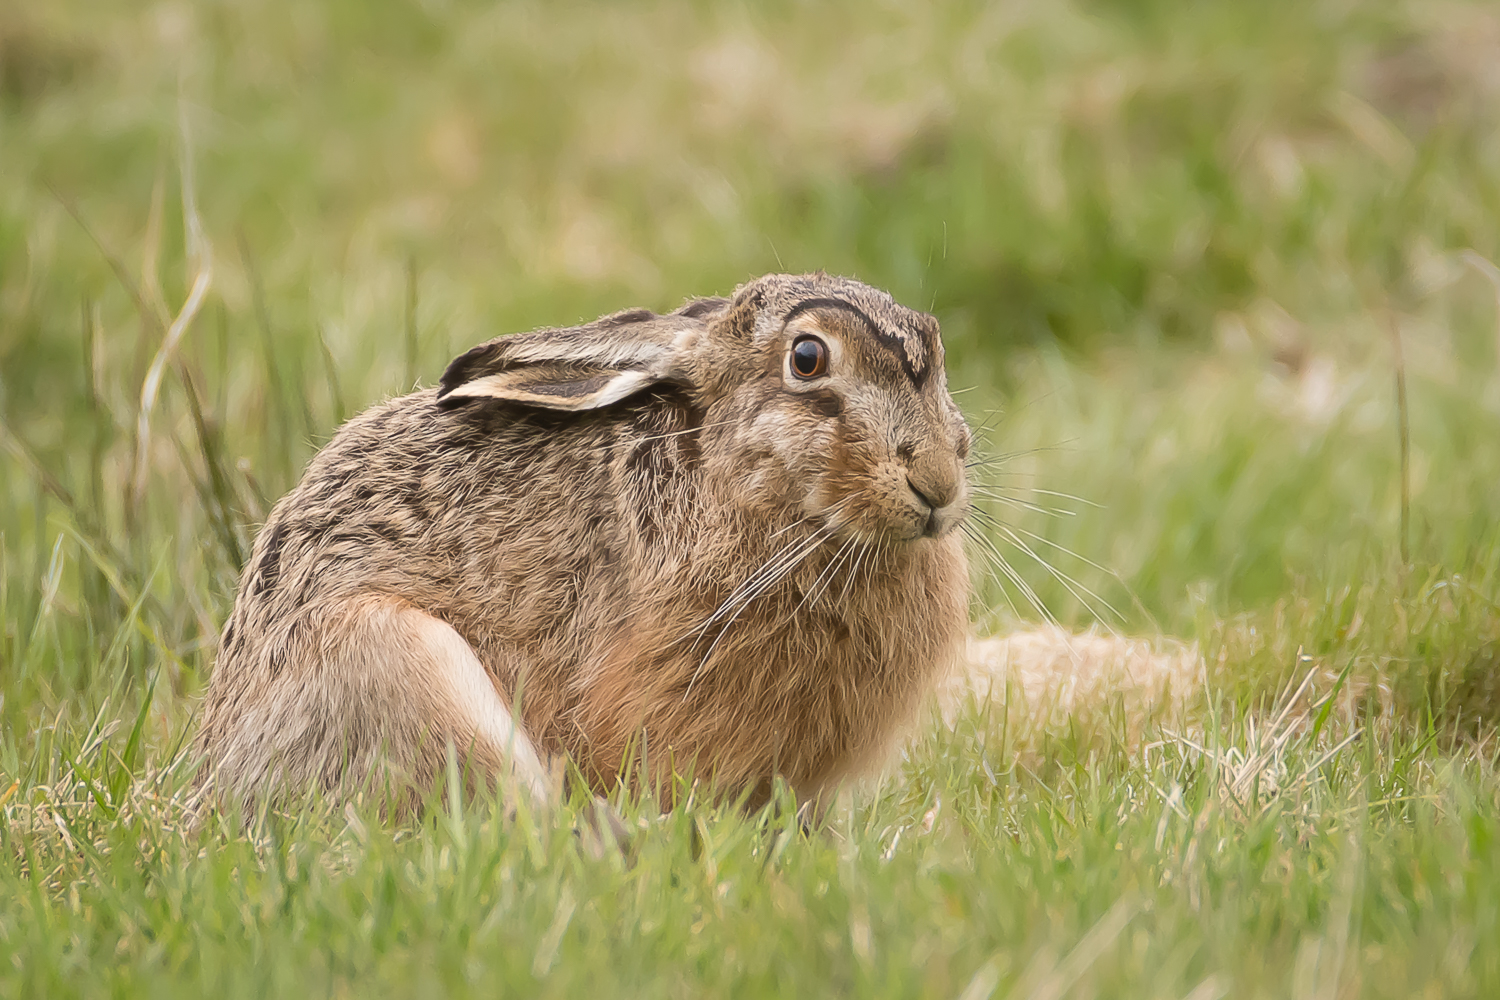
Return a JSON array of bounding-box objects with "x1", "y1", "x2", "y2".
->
[{"x1": 815, "y1": 487, "x2": 967, "y2": 545}]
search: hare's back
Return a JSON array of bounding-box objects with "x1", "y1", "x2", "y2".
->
[{"x1": 242, "y1": 389, "x2": 623, "y2": 606}]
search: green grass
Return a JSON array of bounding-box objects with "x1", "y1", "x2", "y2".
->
[{"x1": 3, "y1": 0, "x2": 1500, "y2": 995}]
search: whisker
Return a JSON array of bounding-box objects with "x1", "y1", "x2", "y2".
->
[
  {"x1": 990, "y1": 521, "x2": 1124, "y2": 625},
  {"x1": 965, "y1": 471, "x2": 1035, "y2": 482},
  {"x1": 674, "y1": 541, "x2": 811, "y2": 649},
  {"x1": 769, "y1": 512, "x2": 820, "y2": 541},
  {"x1": 679, "y1": 495, "x2": 857, "y2": 691},
  {"x1": 966, "y1": 412, "x2": 1008, "y2": 438},
  {"x1": 766, "y1": 495, "x2": 856, "y2": 543},
  {"x1": 1005, "y1": 523, "x2": 1121, "y2": 581},
  {"x1": 964, "y1": 444, "x2": 1073, "y2": 469},
  {"x1": 1024, "y1": 487, "x2": 1102, "y2": 509},
  {"x1": 684, "y1": 522, "x2": 839, "y2": 698},
  {"x1": 792, "y1": 538, "x2": 855, "y2": 617},
  {"x1": 693, "y1": 527, "x2": 831, "y2": 638},
  {"x1": 963, "y1": 522, "x2": 1055, "y2": 624},
  {"x1": 634, "y1": 418, "x2": 736, "y2": 444},
  {"x1": 961, "y1": 385, "x2": 1063, "y2": 435},
  {"x1": 1000, "y1": 521, "x2": 1152, "y2": 625},
  {"x1": 970, "y1": 490, "x2": 1077, "y2": 519},
  {"x1": 870, "y1": 538, "x2": 888, "y2": 585},
  {"x1": 812, "y1": 540, "x2": 856, "y2": 607},
  {"x1": 964, "y1": 524, "x2": 1022, "y2": 623},
  {"x1": 837, "y1": 540, "x2": 872, "y2": 605}
]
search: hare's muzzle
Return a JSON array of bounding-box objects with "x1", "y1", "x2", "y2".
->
[{"x1": 905, "y1": 452, "x2": 966, "y2": 539}]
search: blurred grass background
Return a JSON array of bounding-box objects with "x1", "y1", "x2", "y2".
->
[
  {"x1": 3, "y1": 0, "x2": 1500, "y2": 996},
  {"x1": 5, "y1": 0, "x2": 1499, "y2": 712}
]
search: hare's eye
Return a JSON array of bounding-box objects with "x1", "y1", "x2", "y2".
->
[{"x1": 790, "y1": 336, "x2": 829, "y2": 380}]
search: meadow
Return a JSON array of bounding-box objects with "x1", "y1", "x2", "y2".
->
[{"x1": 2, "y1": 0, "x2": 1500, "y2": 995}]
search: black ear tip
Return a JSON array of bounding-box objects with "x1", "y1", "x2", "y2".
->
[
  {"x1": 675, "y1": 297, "x2": 730, "y2": 320},
  {"x1": 440, "y1": 341, "x2": 501, "y2": 396}
]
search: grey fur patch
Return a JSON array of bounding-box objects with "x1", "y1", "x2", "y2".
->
[{"x1": 524, "y1": 373, "x2": 616, "y2": 398}]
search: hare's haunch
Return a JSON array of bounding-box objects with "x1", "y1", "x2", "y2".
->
[{"x1": 195, "y1": 272, "x2": 972, "y2": 813}]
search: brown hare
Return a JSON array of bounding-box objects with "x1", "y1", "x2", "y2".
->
[{"x1": 195, "y1": 272, "x2": 971, "y2": 816}]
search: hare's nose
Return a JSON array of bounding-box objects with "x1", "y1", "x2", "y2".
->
[
  {"x1": 904, "y1": 455, "x2": 961, "y2": 511},
  {"x1": 906, "y1": 465, "x2": 963, "y2": 538},
  {"x1": 907, "y1": 477, "x2": 937, "y2": 511}
]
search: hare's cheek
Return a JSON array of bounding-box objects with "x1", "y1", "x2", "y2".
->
[
  {"x1": 816, "y1": 454, "x2": 916, "y2": 541},
  {"x1": 750, "y1": 408, "x2": 830, "y2": 471}
]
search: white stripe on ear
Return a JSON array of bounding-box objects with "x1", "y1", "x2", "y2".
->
[
  {"x1": 588, "y1": 369, "x2": 657, "y2": 407},
  {"x1": 440, "y1": 368, "x2": 658, "y2": 412},
  {"x1": 439, "y1": 306, "x2": 707, "y2": 413}
]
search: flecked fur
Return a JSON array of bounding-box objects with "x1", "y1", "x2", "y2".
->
[{"x1": 195, "y1": 272, "x2": 972, "y2": 811}]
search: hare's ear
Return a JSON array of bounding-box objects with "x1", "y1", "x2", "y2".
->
[{"x1": 437, "y1": 308, "x2": 705, "y2": 412}]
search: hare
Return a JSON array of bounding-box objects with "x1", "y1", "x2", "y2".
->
[{"x1": 195, "y1": 272, "x2": 971, "y2": 815}]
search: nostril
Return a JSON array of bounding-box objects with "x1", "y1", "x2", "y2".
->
[
  {"x1": 906, "y1": 476, "x2": 937, "y2": 511},
  {"x1": 909, "y1": 467, "x2": 960, "y2": 509}
]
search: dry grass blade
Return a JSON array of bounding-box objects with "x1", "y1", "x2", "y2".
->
[
  {"x1": 947, "y1": 626, "x2": 1204, "y2": 751},
  {"x1": 1160, "y1": 658, "x2": 1362, "y2": 824},
  {"x1": 132, "y1": 96, "x2": 215, "y2": 506}
]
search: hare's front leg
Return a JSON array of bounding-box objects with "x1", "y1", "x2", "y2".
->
[{"x1": 214, "y1": 594, "x2": 553, "y2": 810}]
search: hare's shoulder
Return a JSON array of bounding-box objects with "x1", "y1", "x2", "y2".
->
[
  {"x1": 235, "y1": 385, "x2": 701, "y2": 625},
  {"x1": 297, "y1": 389, "x2": 563, "y2": 508},
  {"x1": 231, "y1": 393, "x2": 477, "y2": 616}
]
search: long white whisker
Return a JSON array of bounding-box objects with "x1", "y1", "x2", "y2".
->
[
  {"x1": 769, "y1": 512, "x2": 821, "y2": 542},
  {"x1": 689, "y1": 527, "x2": 831, "y2": 641},
  {"x1": 990, "y1": 521, "x2": 1124, "y2": 625},
  {"x1": 678, "y1": 496, "x2": 857, "y2": 685},
  {"x1": 803, "y1": 537, "x2": 858, "y2": 611},
  {"x1": 766, "y1": 495, "x2": 857, "y2": 543},
  {"x1": 634, "y1": 418, "x2": 737, "y2": 445},
  {"x1": 971, "y1": 490, "x2": 1077, "y2": 519},
  {"x1": 788, "y1": 542, "x2": 847, "y2": 621},
  {"x1": 837, "y1": 540, "x2": 871, "y2": 605},
  {"x1": 964, "y1": 524, "x2": 1022, "y2": 623},
  {"x1": 965, "y1": 442, "x2": 1075, "y2": 468},
  {"x1": 964, "y1": 523, "x2": 1054, "y2": 624},
  {"x1": 1004, "y1": 522, "x2": 1153, "y2": 626},
  {"x1": 710, "y1": 503, "x2": 855, "y2": 622},
  {"x1": 1005, "y1": 523, "x2": 1122, "y2": 581},
  {"x1": 683, "y1": 522, "x2": 839, "y2": 699},
  {"x1": 1024, "y1": 487, "x2": 1102, "y2": 508}
]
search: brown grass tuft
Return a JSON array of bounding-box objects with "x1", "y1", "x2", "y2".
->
[{"x1": 940, "y1": 626, "x2": 1205, "y2": 749}]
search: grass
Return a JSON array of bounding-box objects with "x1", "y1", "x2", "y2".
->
[{"x1": 3, "y1": 0, "x2": 1500, "y2": 995}]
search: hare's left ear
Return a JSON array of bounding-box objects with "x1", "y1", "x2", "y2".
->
[{"x1": 437, "y1": 304, "x2": 716, "y2": 412}]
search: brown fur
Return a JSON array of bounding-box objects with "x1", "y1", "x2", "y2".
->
[{"x1": 195, "y1": 272, "x2": 971, "y2": 811}]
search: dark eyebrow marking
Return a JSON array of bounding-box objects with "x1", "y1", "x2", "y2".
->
[{"x1": 782, "y1": 297, "x2": 927, "y2": 387}]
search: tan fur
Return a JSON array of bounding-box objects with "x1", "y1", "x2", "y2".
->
[{"x1": 195, "y1": 272, "x2": 972, "y2": 812}]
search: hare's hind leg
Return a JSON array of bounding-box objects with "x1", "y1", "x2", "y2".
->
[
  {"x1": 221, "y1": 595, "x2": 552, "y2": 810},
  {"x1": 367, "y1": 599, "x2": 555, "y2": 806}
]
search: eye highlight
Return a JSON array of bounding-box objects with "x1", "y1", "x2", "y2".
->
[{"x1": 790, "y1": 336, "x2": 829, "y2": 380}]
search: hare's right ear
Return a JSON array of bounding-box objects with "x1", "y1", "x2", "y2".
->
[{"x1": 437, "y1": 302, "x2": 723, "y2": 412}]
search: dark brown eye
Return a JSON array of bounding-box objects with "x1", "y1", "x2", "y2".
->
[{"x1": 790, "y1": 336, "x2": 829, "y2": 379}]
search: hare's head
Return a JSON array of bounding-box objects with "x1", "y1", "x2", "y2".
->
[{"x1": 438, "y1": 272, "x2": 969, "y2": 543}]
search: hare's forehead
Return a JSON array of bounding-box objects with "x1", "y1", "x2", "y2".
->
[{"x1": 752, "y1": 296, "x2": 940, "y2": 389}]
